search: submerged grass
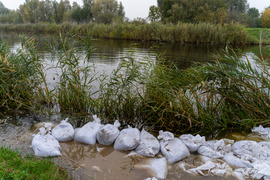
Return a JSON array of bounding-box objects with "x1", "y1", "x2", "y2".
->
[
  {"x1": 1, "y1": 29, "x2": 270, "y2": 134},
  {"x1": 0, "y1": 146, "x2": 70, "y2": 179}
]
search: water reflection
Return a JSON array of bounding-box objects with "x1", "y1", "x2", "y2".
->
[{"x1": 1, "y1": 32, "x2": 269, "y2": 72}]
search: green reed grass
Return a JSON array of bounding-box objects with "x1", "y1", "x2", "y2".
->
[
  {"x1": 142, "y1": 48, "x2": 270, "y2": 133},
  {"x1": 0, "y1": 146, "x2": 70, "y2": 179},
  {"x1": 1, "y1": 30, "x2": 270, "y2": 134},
  {"x1": 0, "y1": 36, "x2": 46, "y2": 110},
  {"x1": 0, "y1": 22, "x2": 249, "y2": 45}
]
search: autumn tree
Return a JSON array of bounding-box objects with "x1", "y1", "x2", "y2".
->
[
  {"x1": 70, "y1": 2, "x2": 82, "y2": 23},
  {"x1": 225, "y1": 0, "x2": 249, "y2": 24},
  {"x1": 0, "y1": 1, "x2": 9, "y2": 14},
  {"x1": 157, "y1": 0, "x2": 228, "y2": 24},
  {"x1": 0, "y1": 2, "x2": 17, "y2": 23},
  {"x1": 261, "y1": 8, "x2": 270, "y2": 28},
  {"x1": 57, "y1": 0, "x2": 71, "y2": 23},
  {"x1": 92, "y1": 0, "x2": 118, "y2": 24},
  {"x1": 36, "y1": 0, "x2": 53, "y2": 22},
  {"x1": 18, "y1": 0, "x2": 40, "y2": 23},
  {"x1": 81, "y1": 0, "x2": 93, "y2": 22},
  {"x1": 148, "y1": 5, "x2": 161, "y2": 22},
  {"x1": 117, "y1": 2, "x2": 125, "y2": 19},
  {"x1": 247, "y1": 7, "x2": 260, "y2": 27}
]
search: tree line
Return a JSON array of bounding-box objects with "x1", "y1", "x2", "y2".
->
[
  {"x1": 0, "y1": 0, "x2": 125, "y2": 24},
  {"x1": 0, "y1": 0, "x2": 269, "y2": 28},
  {"x1": 149, "y1": 0, "x2": 269, "y2": 28}
]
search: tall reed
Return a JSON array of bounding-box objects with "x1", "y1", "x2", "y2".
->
[
  {"x1": 0, "y1": 22, "x2": 249, "y2": 45},
  {"x1": 1, "y1": 30, "x2": 270, "y2": 134},
  {"x1": 0, "y1": 36, "x2": 46, "y2": 110}
]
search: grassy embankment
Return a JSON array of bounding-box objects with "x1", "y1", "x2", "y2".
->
[
  {"x1": 246, "y1": 28, "x2": 270, "y2": 44},
  {"x1": 1, "y1": 31, "x2": 270, "y2": 134},
  {"x1": 0, "y1": 146, "x2": 70, "y2": 179},
  {"x1": 0, "y1": 22, "x2": 249, "y2": 45}
]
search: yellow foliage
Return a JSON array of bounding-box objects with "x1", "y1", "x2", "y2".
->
[{"x1": 261, "y1": 8, "x2": 270, "y2": 28}]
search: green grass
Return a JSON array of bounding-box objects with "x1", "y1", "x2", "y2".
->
[
  {"x1": 0, "y1": 146, "x2": 70, "y2": 180},
  {"x1": 247, "y1": 28, "x2": 270, "y2": 44}
]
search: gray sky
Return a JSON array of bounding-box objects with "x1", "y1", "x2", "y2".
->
[{"x1": 1, "y1": 0, "x2": 269, "y2": 20}]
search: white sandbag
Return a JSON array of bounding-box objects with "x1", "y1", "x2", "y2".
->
[
  {"x1": 232, "y1": 140, "x2": 265, "y2": 160},
  {"x1": 158, "y1": 130, "x2": 174, "y2": 141},
  {"x1": 135, "y1": 129, "x2": 160, "y2": 157},
  {"x1": 145, "y1": 177, "x2": 158, "y2": 180},
  {"x1": 179, "y1": 134, "x2": 205, "y2": 152},
  {"x1": 187, "y1": 159, "x2": 232, "y2": 177},
  {"x1": 97, "y1": 120, "x2": 120, "y2": 145},
  {"x1": 134, "y1": 157, "x2": 168, "y2": 179},
  {"x1": 223, "y1": 152, "x2": 253, "y2": 168},
  {"x1": 233, "y1": 160, "x2": 270, "y2": 180},
  {"x1": 114, "y1": 126, "x2": 141, "y2": 150},
  {"x1": 52, "y1": 118, "x2": 75, "y2": 142},
  {"x1": 252, "y1": 160, "x2": 270, "y2": 179},
  {"x1": 158, "y1": 130, "x2": 190, "y2": 164},
  {"x1": 233, "y1": 168, "x2": 255, "y2": 180},
  {"x1": 197, "y1": 139, "x2": 231, "y2": 159},
  {"x1": 252, "y1": 125, "x2": 270, "y2": 139},
  {"x1": 73, "y1": 115, "x2": 103, "y2": 145},
  {"x1": 258, "y1": 142, "x2": 270, "y2": 161},
  {"x1": 32, "y1": 127, "x2": 62, "y2": 157}
]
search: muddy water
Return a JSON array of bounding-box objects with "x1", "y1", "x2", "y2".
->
[{"x1": 0, "y1": 114, "x2": 241, "y2": 180}]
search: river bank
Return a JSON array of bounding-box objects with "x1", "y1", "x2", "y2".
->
[{"x1": 0, "y1": 22, "x2": 253, "y2": 45}]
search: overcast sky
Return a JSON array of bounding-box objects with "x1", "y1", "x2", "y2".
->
[{"x1": 0, "y1": 0, "x2": 269, "y2": 20}]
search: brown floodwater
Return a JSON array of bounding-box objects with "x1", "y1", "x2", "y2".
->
[{"x1": 0, "y1": 115, "x2": 241, "y2": 180}]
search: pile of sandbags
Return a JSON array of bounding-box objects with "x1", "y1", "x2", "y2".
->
[{"x1": 31, "y1": 119, "x2": 270, "y2": 180}]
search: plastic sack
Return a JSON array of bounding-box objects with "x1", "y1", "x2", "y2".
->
[
  {"x1": 252, "y1": 125, "x2": 270, "y2": 139},
  {"x1": 158, "y1": 130, "x2": 190, "y2": 164},
  {"x1": 145, "y1": 177, "x2": 158, "y2": 180},
  {"x1": 52, "y1": 118, "x2": 75, "y2": 142},
  {"x1": 32, "y1": 127, "x2": 62, "y2": 157},
  {"x1": 135, "y1": 157, "x2": 168, "y2": 179},
  {"x1": 223, "y1": 152, "x2": 253, "y2": 168},
  {"x1": 114, "y1": 126, "x2": 141, "y2": 150},
  {"x1": 232, "y1": 140, "x2": 265, "y2": 160},
  {"x1": 97, "y1": 120, "x2": 120, "y2": 145},
  {"x1": 135, "y1": 129, "x2": 160, "y2": 157},
  {"x1": 187, "y1": 159, "x2": 232, "y2": 177},
  {"x1": 233, "y1": 160, "x2": 270, "y2": 180},
  {"x1": 180, "y1": 134, "x2": 205, "y2": 152},
  {"x1": 74, "y1": 115, "x2": 103, "y2": 145},
  {"x1": 197, "y1": 139, "x2": 231, "y2": 159}
]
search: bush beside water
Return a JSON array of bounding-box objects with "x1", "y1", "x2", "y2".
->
[
  {"x1": 0, "y1": 22, "x2": 248, "y2": 45},
  {"x1": 0, "y1": 32, "x2": 270, "y2": 134}
]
